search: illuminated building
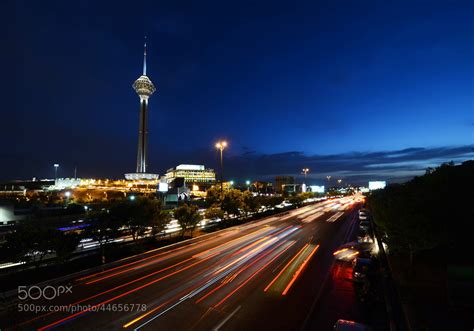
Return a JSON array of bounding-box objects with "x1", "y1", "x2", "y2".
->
[
  {"x1": 125, "y1": 39, "x2": 159, "y2": 180},
  {"x1": 164, "y1": 164, "x2": 216, "y2": 190},
  {"x1": 252, "y1": 181, "x2": 273, "y2": 194},
  {"x1": 275, "y1": 176, "x2": 295, "y2": 193}
]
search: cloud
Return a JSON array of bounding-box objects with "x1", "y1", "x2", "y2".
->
[
  {"x1": 222, "y1": 145, "x2": 474, "y2": 185},
  {"x1": 2, "y1": 144, "x2": 472, "y2": 185}
]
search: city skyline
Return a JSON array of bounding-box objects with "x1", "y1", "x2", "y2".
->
[
  {"x1": 3, "y1": 1, "x2": 473, "y2": 182},
  {"x1": 2, "y1": 2, "x2": 473, "y2": 330}
]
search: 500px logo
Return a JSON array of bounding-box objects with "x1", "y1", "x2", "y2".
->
[{"x1": 18, "y1": 285, "x2": 72, "y2": 300}]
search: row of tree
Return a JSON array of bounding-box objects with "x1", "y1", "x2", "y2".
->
[
  {"x1": 205, "y1": 187, "x2": 287, "y2": 217},
  {"x1": 2, "y1": 224, "x2": 80, "y2": 266},
  {"x1": 2, "y1": 187, "x2": 318, "y2": 268},
  {"x1": 368, "y1": 161, "x2": 473, "y2": 266}
]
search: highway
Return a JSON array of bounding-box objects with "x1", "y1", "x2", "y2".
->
[{"x1": 1, "y1": 197, "x2": 362, "y2": 331}]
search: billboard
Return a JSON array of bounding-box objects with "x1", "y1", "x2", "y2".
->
[
  {"x1": 309, "y1": 185, "x2": 325, "y2": 193},
  {"x1": 368, "y1": 181, "x2": 386, "y2": 190}
]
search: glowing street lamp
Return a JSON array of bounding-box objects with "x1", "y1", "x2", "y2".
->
[
  {"x1": 54, "y1": 163, "x2": 59, "y2": 180},
  {"x1": 302, "y1": 168, "x2": 310, "y2": 183},
  {"x1": 215, "y1": 140, "x2": 228, "y2": 193}
]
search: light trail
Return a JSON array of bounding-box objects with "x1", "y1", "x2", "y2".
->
[
  {"x1": 281, "y1": 244, "x2": 319, "y2": 295},
  {"x1": 214, "y1": 240, "x2": 297, "y2": 308},
  {"x1": 129, "y1": 240, "x2": 292, "y2": 330},
  {"x1": 264, "y1": 243, "x2": 309, "y2": 292},
  {"x1": 326, "y1": 211, "x2": 344, "y2": 223},
  {"x1": 38, "y1": 252, "x2": 220, "y2": 331}
]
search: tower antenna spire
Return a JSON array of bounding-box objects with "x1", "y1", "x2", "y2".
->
[{"x1": 143, "y1": 36, "x2": 147, "y2": 76}]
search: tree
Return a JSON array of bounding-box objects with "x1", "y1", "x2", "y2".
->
[
  {"x1": 242, "y1": 191, "x2": 260, "y2": 216},
  {"x1": 267, "y1": 196, "x2": 284, "y2": 207},
  {"x1": 221, "y1": 189, "x2": 244, "y2": 219},
  {"x1": 3, "y1": 223, "x2": 57, "y2": 268},
  {"x1": 110, "y1": 198, "x2": 164, "y2": 242},
  {"x1": 366, "y1": 161, "x2": 474, "y2": 270},
  {"x1": 85, "y1": 210, "x2": 120, "y2": 264},
  {"x1": 150, "y1": 209, "x2": 170, "y2": 239},
  {"x1": 288, "y1": 193, "x2": 305, "y2": 207},
  {"x1": 204, "y1": 205, "x2": 224, "y2": 220},
  {"x1": 174, "y1": 204, "x2": 202, "y2": 238},
  {"x1": 52, "y1": 232, "x2": 80, "y2": 264},
  {"x1": 205, "y1": 186, "x2": 222, "y2": 206}
]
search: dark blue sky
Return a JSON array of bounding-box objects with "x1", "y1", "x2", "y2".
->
[{"x1": 3, "y1": 0, "x2": 473, "y2": 184}]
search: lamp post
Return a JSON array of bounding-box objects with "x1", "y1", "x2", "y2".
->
[
  {"x1": 215, "y1": 140, "x2": 228, "y2": 194},
  {"x1": 337, "y1": 179, "x2": 342, "y2": 187},
  {"x1": 302, "y1": 168, "x2": 309, "y2": 183},
  {"x1": 301, "y1": 168, "x2": 309, "y2": 193},
  {"x1": 54, "y1": 163, "x2": 59, "y2": 180},
  {"x1": 246, "y1": 180, "x2": 251, "y2": 191},
  {"x1": 326, "y1": 175, "x2": 331, "y2": 189}
]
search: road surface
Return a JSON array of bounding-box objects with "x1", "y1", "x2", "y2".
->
[{"x1": 1, "y1": 197, "x2": 362, "y2": 331}]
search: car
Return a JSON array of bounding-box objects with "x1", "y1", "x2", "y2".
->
[
  {"x1": 358, "y1": 213, "x2": 368, "y2": 220},
  {"x1": 359, "y1": 220, "x2": 371, "y2": 231},
  {"x1": 352, "y1": 257, "x2": 374, "y2": 282},
  {"x1": 357, "y1": 229, "x2": 373, "y2": 243},
  {"x1": 358, "y1": 209, "x2": 369, "y2": 220},
  {"x1": 334, "y1": 319, "x2": 371, "y2": 330}
]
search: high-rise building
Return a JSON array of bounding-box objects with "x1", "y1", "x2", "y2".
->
[{"x1": 125, "y1": 40, "x2": 159, "y2": 181}]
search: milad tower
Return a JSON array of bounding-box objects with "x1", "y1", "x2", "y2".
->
[{"x1": 125, "y1": 40, "x2": 159, "y2": 180}]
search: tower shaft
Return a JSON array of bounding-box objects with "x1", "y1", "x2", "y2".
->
[{"x1": 136, "y1": 98, "x2": 149, "y2": 173}]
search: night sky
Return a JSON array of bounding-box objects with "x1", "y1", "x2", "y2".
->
[{"x1": 3, "y1": 0, "x2": 473, "y2": 184}]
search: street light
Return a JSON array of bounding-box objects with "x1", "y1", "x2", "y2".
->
[
  {"x1": 302, "y1": 168, "x2": 309, "y2": 183},
  {"x1": 215, "y1": 140, "x2": 228, "y2": 193},
  {"x1": 326, "y1": 175, "x2": 331, "y2": 188},
  {"x1": 129, "y1": 195, "x2": 136, "y2": 201},
  {"x1": 245, "y1": 180, "x2": 250, "y2": 191},
  {"x1": 54, "y1": 163, "x2": 59, "y2": 180},
  {"x1": 337, "y1": 179, "x2": 342, "y2": 186}
]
